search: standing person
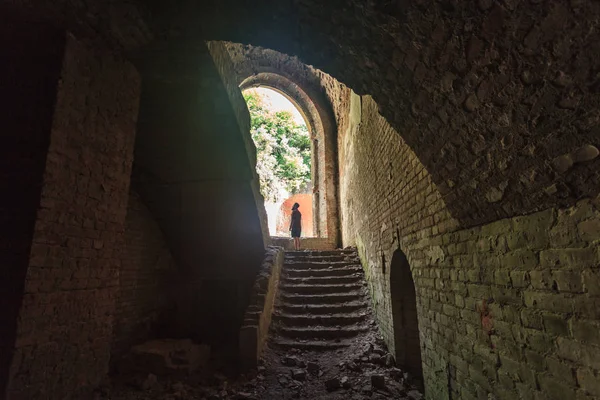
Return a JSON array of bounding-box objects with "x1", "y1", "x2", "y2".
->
[{"x1": 289, "y1": 202, "x2": 302, "y2": 250}]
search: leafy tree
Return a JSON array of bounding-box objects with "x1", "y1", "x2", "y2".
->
[{"x1": 244, "y1": 90, "x2": 311, "y2": 202}]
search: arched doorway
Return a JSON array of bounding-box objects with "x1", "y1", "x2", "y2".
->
[
  {"x1": 239, "y1": 72, "x2": 338, "y2": 242},
  {"x1": 390, "y1": 249, "x2": 423, "y2": 380}
]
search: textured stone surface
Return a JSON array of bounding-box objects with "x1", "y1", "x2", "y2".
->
[
  {"x1": 119, "y1": 339, "x2": 210, "y2": 376},
  {"x1": 7, "y1": 33, "x2": 140, "y2": 399},
  {"x1": 8, "y1": 0, "x2": 600, "y2": 229},
  {"x1": 239, "y1": 246, "x2": 284, "y2": 371},
  {"x1": 111, "y1": 190, "x2": 176, "y2": 359},
  {"x1": 338, "y1": 90, "x2": 600, "y2": 399},
  {"x1": 187, "y1": 0, "x2": 600, "y2": 227}
]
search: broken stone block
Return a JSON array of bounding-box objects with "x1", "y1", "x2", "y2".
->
[
  {"x1": 291, "y1": 369, "x2": 306, "y2": 381},
  {"x1": 347, "y1": 361, "x2": 361, "y2": 372},
  {"x1": 141, "y1": 373, "x2": 158, "y2": 391},
  {"x1": 384, "y1": 354, "x2": 395, "y2": 367},
  {"x1": 341, "y1": 376, "x2": 351, "y2": 388},
  {"x1": 325, "y1": 377, "x2": 341, "y2": 391},
  {"x1": 361, "y1": 385, "x2": 373, "y2": 395},
  {"x1": 278, "y1": 375, "x2": 289, "y2": 386},
  {"x1": 282, "y1": 356, "x2": 299, "y2": 366},
  {"x1": 573, "y1": 145, "x2": 599, "y2": 163},
  {"x1": 307, "y1": 361, "x2": 319, "y2": 374},
  {"x1": 369, "y1": 354, "x2": 383, "y2": 364},
  {"x1": 122, "y1": 339, "x2": 210, "y2": 376},
  {"x1": 389, "y1": 368, "x2": 403, "y2": 381},
  {"x1": 371, "y1": 374, "x2": 386, "y2": 390},
  {"x1": 235, "y1": 392, "x2": 257, "y2": 400}
]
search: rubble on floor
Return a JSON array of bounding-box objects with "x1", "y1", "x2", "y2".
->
[
  {"x1": 117, "y1": 339, "x2": 211, "y2": 376},
  {"x1": 108, "y1": 249, "x2": 423, "y2": 399}
]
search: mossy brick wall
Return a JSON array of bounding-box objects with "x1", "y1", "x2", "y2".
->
[
  {"x1": 111, "y1": 190, "x2": 176, "y2": 359},
  {"x1": 339, "y1": 94, "x2": 600, "y2": 399},
  {"x1": 6, "y1": 33, "x2": 140, "y2": 399}
]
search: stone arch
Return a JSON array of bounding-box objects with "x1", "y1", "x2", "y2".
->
[
  {"x1": 166, "y1": 1, "x2": 600, "y2": 228},
  {"x1": 237, "y1": 63, "x2": 340, "y2": 244},
  {"x1": 390, "y1": 248, "x2": 423, "y2": 380}
]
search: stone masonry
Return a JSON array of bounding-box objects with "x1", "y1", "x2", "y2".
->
[
  {"x1": 2, "y1": 1, "x2": 600, "y2": 399},
  {"x1": 338, "y1": 92, "x2": 600, "y2": 399},
  {"x1": 6, "y1": 33, "x2": 140, "y2": 399}
]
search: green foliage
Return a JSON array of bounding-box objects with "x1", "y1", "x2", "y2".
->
[{"x1": 244, "y1": 90, "x2": 311, "y2": 202}]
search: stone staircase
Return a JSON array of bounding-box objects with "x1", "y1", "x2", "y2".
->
[{"x1": 270, "y1": 248, "x2": 370, "y2": 350}]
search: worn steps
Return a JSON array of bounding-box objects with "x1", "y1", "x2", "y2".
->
[
  {"x1": 282, "y1": 275, "x2": 362, "y2": 285},
  {"x1": 271, "y1": 338, "x2": 351, "y2": 351},
  {"x1": 270, "y1": 248, "x2": 370, "y2": 350},
  {"x1": 279, "y1": 301, "x2": 368, "y2": 315},
  {"x1": 284, "y1": 266, "x2": 363, "y2": 277},
  {"x1": 274, "y1": 312, "x2": 367, "y2": 326},
  {"x1": 279, "y1": 282, "x2": 363, "y2": 294}
]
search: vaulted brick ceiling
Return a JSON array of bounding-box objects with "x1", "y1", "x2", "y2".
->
[
  {"x1": 36, "y1": 0, "x2": 600, "y2": 227},
  {"x1": 137, "y1": 0, "x2": 600, "y2": 227}
]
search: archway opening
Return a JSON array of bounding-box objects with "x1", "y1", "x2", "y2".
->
[
  {"x1": 390, "y1": 249, "x2": 423, "y2": 382},
  {"x1": 242, "y1": 87, "x2": 316, "y2": 237}
]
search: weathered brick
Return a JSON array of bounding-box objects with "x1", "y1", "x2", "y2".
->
[
  {"x1": 523, "y1": 291, "x2": 573, "y2": 314},
  {"x1": 552, "y1": 270, "x2": 584, "y2": 293},
  {"x1": 509, "y1": 270, "x2": 530, "y2": 288},
  {"x1": 557, "y1": 338, "x2": 600, "y2": 369},
  {"x1": 540, "y1": 248, "x2": 598, "y2": 270},
  {"x1": 529, "y1": 270, "x2": 553, "y2": 290},
  {"x1": 582, "y1": 269, "x2": 600, "y2": 296},
  {"x1": 521, "y1": 309, "x2": 544, "y2": 330},
  {"x1": 577, "y1": 218, "x2": 600, "y2": 243},
  {"x1": 571, "y1": 320, "x2": 600, "y2": 346},
  {"x1": 525, "y1": 328, "x2": 555, "y2": 353},
  {"x1": 543, "y1": 313, "x2": 570, "y2": 336},
  {"x1": 577, "y1": 367, "x2": 600, "y2": 397},
  {"x1": 546, "y1": 357, "x2": 576, "y2": 386},
  {"x1": 538, "y1": 373, "x2": 576, "y2": 400}
]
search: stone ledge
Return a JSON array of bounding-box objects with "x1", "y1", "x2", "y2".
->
[
  {"x1": 239, "y1": 246, "x2": 284, "y2": 371},
  {"x1": 270, "y1": 237, "x2": 336, "y2": 251}
]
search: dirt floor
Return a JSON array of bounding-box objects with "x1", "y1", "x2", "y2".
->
[
  {"x1": 108, "y1": 249, "x2": 424, "y2": 399},
  {"x1": 108, "y1": 308, "x2": 423, "y2": 400}
]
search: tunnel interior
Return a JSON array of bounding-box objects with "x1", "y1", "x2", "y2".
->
[{"x1": 1, "y1": 1, "x2": 600, "y2": 399}]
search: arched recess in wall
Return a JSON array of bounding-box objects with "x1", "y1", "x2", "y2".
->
[
  {"x1": 390, "y1": 249, "x2": 423, "y2": 381},
  {"x1": 240, "y1": 71, "x2": 340, "y2": 245}
]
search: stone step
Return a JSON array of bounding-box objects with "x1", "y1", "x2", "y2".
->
[
  {"x1": 279, "y1": 301, "x2": 368, "y2": 315},
  {"x1": 279, "y1": 283, "x2": 363, "y2": 295},
  {"x1": 280, "y1": 292, "x2": 363, "y2": 305},
  {"x1": 284, "y1": 266, "x2": 363, "y2": 278},
  {"x1": 285, "y1": 250, "x2": 357, "y2": 257},
  {"x1": 285, "y1": 255, "x2": 359, "y2": 263},
  {"x1": 270, "y1": 338, "x2": 351, "y2": 351},
  {"x1": 281, "y1": 275, "x2": 362, "y2": 285},
  {"x1": 274, "y1": 312, "x2": 367, "y2": 326},
  {"x1": 283, "y1": 261, "x2": 361, "y2": 270},
  {"x1": 277, "y1": 325, "x2": 368, "y2": 340}
]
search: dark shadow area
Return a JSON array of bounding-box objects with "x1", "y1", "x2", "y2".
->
[
  {"x1": 0, "y1": 13, "x2": 63, "y2": 395},
  {"x1": 390, "y1": 249, "x2": 423, "y2": 382}
]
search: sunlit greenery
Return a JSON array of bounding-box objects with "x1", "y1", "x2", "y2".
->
[{"x1": 244, "y1": 91, "x2": 311, "y2": 202}]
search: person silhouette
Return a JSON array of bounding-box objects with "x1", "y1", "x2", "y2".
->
[{"x1": 289, "y1": 202, "x2": 302, "y2": 250}]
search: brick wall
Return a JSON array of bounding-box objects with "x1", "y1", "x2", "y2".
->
[
  {"x1": 6, "y1": 33, "x2": 140, "y2": 399},
  {"x1": 339, "y1": 94, "x2": 600, "y2": 399},
  {"x1": 112, "y1": 190, "x2": 176, "y2": 359}
]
